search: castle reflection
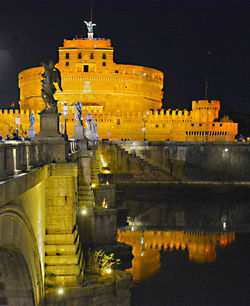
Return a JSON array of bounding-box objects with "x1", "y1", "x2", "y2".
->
[{"x1": 117, "y1": 230, "x2": 235, "y2": 282}]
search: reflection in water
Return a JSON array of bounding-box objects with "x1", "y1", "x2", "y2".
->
[{"x1": 117, "y1": 230, "x2": 235, "y2": 282}]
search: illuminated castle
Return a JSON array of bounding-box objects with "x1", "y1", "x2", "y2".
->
[
  {"x1": 117, "y1": 230, "x2": 235, "y2": 281},
  {"x1": 0, "y1": 21, "x2": 238, "y2": 141}
]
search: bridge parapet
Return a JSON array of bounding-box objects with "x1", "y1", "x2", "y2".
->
[{"x1": 0, "y1": 139, "x2": 78, "y2": 181}]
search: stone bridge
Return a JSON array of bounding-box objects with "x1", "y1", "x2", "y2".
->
[
  {"x1": 0, "y1": 138, "x2": 131, "y2": 306},
  {"x1": 0, "y1": 140, "x2": 83, "y2": 305}
]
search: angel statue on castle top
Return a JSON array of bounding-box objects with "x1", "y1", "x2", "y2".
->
[
  {"x1": 84, "y1": 20, "x2": 96, "y2": 34},
  {"x1": 84, "y1": 20, "x2": 96, "y2": 39}
]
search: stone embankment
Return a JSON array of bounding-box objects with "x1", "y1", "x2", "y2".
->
[
  {"x1": 45, "y1": 271, "x2": 132, "y2": 306},
  {"x1": 101, "y1": 141, "x2": 250, "y2": 182}
]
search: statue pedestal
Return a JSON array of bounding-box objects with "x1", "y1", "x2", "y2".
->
[
  {"x1": 36, "y1": 113, "x2": 61, "y2": 138},
  {"x1": 85, "y1": 128, "x2": 94, "y2": 141},
  {"x1": 28, "y1": 128, "x2": 35, "y2": 138},
  {"x1": 72, "y1": 124, "x2": 85, "y2": 140},
  {"x1": 34, "y1": 112, "x2": 66, "y2": 163}
]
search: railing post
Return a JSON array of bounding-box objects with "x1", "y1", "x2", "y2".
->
[
  {"x1": 25, "y1": 143, "x2": 31, "y2": 171},
  {"x1": 12, "y1": 146, "x2": 21, "y2": 176}
]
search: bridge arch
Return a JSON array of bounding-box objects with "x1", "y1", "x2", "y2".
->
[{"x1": 0, "y1": 204, "x2": 44, "y2": 305}]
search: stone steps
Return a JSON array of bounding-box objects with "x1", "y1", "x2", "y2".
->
[
  {"x1": 45, "y1": 228, "x2": 83, "y2": 286},
  {"x1": 116, "y1": 144, "x2": 172, "y2": 179}
]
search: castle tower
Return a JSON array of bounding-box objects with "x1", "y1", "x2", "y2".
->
[
  {"x1": 18, "y1": 21, "x2": 163, "y2": 114},
  {"x1": 191, "y1": 100, "x2": 220, "y2": 123}
]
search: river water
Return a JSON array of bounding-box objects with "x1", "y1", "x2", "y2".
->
[{"x1": 116, "y1": 184, "x2": 250, "y2": 306}]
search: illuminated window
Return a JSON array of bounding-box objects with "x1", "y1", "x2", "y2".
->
[
  {"x1": 84, "y1": 65, "x2": 89, "y2": 72},
  {"x1": 102, "y1": 62, "x2": 106, "y2": 66},
  {"x1": 90, "y1": 53, "x2": 94, "y2": 59},
  {"x1": 102, "y1": 53, "x2": 106, "y2": 59},
  {"x1": 66, "y1": 62, "x2": 69, "y2": 66},
  {"x1": 78, "y1": 53, "x2": 82, "y2": 59},
  {"x1": 66, "y1": 53, "x2": 69, "y2": 59}
]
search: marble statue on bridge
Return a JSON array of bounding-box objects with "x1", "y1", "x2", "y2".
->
[
  {"x1": 41, "y1": 61, "x2": 63, "y2": 113},
  {"x1": 74, "y1": 101, "x2": 83, "y2": 126},
  {"x1": 28, "y1": 113, "x2": 36, "y2": 138},
  {"x1": 85, "y1": 113, "x2": 98, "y2": 141},
  {"x1": 72, "y1": 101, "x2": 85, "y2": 140}
]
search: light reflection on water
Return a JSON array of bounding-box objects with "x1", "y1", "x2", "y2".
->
[{"x1": 117, "y1": 230, "x2": 235, "y2": 282}]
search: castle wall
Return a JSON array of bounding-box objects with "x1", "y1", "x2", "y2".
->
[{"x1": 0, "y1": 102, "x2": 237, "y2": 142}]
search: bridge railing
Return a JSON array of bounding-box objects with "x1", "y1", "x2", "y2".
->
[{"x1": 0, "y1": 139, "x2": 78, "y2": 180}]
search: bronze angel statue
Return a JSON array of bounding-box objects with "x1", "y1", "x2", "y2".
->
[{"x1": 41, "y1": 61, "x2": 63, "y2": 113}]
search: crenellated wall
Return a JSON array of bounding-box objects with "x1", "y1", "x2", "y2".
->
[{"x1": 0, "y1": 99, "x2": 237, "y2": 142}]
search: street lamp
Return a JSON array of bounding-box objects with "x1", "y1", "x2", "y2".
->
[
  {"x1": 142, "y1": 116, "x2": 147, "y2": 142},
  {"x1": 63, "y1": 103, "x2": 68, "y2": 140},
  {"x1": 15, "y1": 115, "x2": 20, "y2": 139}
]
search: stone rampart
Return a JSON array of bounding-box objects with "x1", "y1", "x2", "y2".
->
[{"x1": 110, "y1": 141, "x2": 250, "y2": 182}]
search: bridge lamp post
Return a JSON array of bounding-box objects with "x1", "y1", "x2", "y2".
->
[
  {"x1": 63, "y1": 103, "x2": 68, "y2": 140},
  {"x1": 142, "y1": 119, "x2": 147, "y2": 141},
  {"x1": 142, "y1": 111, "x2": 149, "y2": 142},
  {"x1": 81, "y1": 208, "x2": 87, "y2": 215},
  {"x1": 15, "y1": 115, "x2": 20, "y2": 139},
  {"x1": 57, "y1": 288, "x2": 64, "y2": 295},
  {"x1": 142, "y1": 117, "x2": 148, "y2": 142}
]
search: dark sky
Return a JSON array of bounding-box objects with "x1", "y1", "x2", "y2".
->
[{"x1": 0, "y1": 0, "x2": 249, "y2": 112}]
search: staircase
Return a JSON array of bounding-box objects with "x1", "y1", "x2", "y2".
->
[{"x1": 116, "y1": 143, "x2": 172, "y2": 180}]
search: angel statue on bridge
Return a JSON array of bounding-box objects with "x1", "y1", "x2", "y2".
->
[
  {"x1": 41, "y1": 61, "x2": 63, "y2": 113},
  {"x1": 74, "y1": 101, "x2": 83, "y2": 126}
]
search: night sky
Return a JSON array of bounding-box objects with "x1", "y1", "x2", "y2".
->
[{"x1": 0, "y1": 0, "x2": 250, "y2": 113}]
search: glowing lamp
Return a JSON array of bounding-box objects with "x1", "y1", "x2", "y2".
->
[
  {"x1": 81, "y1": 208, "x2": 87, "y2": 215},
  {"x1": 63, "y1": 103, "x2": 68, "y2": 116},
  {"x1": 91, "y1": 183, "x2": 96, "y2": 188},
  {"x1": 57, "y1": 288, "x2": 64, "y2": 295},
  {"x1": 105, "y1": 268, "x2": 112, "y2": 274},
  {"x1": 225, "y1": 148, "x2": 228, "y2": 152},
  {"x1": 223, "y1": 221, "x2": 226, "y2": 230}
]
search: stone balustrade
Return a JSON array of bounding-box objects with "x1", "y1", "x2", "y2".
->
[{"x1": 0, "y1": 139, "x2": 77, "y2": 181}]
